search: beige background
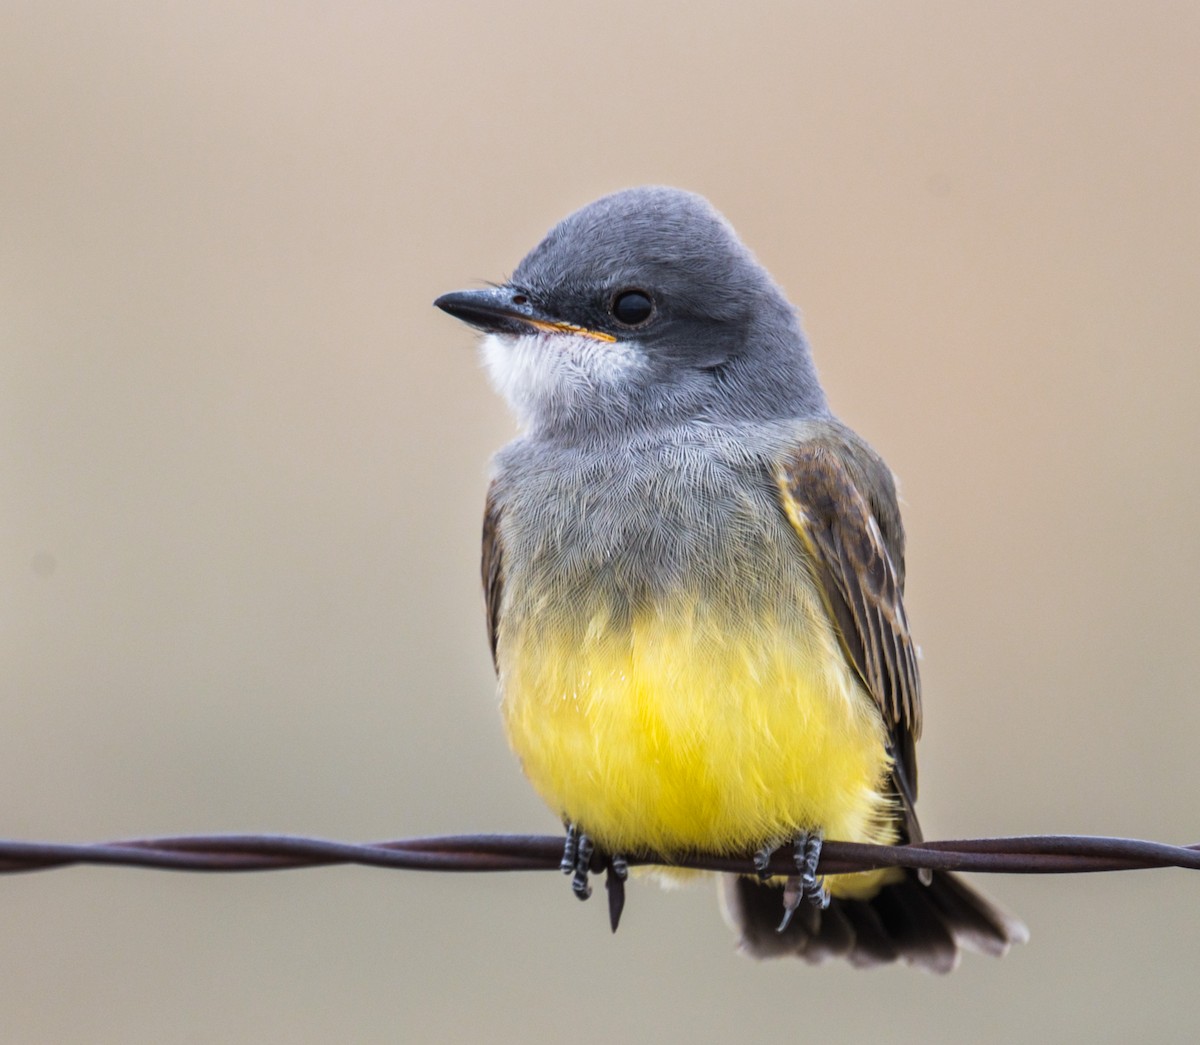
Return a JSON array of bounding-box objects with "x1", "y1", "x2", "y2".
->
[{"x1": 3, "y1": 2, "x2": 1199, "y2": 1042}]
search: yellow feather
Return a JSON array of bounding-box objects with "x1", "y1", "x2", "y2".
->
[{"x1": 500, "y1": 594, "x2": 902, "y2": 899}]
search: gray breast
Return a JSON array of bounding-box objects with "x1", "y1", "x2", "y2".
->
[{"x1": 491, "y1": 423, "x2": 808, "y2": 619}]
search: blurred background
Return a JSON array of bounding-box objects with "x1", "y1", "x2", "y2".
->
[{"x1": 3, "y1": 2, "x2": 1198, "y2": 1041}]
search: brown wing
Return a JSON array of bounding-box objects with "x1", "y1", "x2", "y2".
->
[
  {"x1": 775, "y1": 436, "x2": 923, "y2": 837},
  {"x1": 481, "y1": 481, "x2": 504, "y2": 673}
]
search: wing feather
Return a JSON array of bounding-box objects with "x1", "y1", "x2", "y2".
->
[
  {"x1": 775, "y1": 437, "x2": 923, "y2": 835},
  {"x1": 481, "y1": 481, "x2": 504, "y2": 672}
]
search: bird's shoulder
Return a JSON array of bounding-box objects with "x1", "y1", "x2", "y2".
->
[{"x1": 773, "y1": 418, "x2": 907, "y2": 585}]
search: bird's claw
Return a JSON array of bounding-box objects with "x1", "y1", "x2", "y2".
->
[
  {"x1": 753, "y1": 843, "x2": 775, "y2": 880},
  {"x1": 561, "y1": 826, "x2": 629, "y2": 931},
  {"x1": 565, "y1": 830, "x2": 595, "y2": 900},
  {"x1": 777, "y1": 831, "x2": 829, "y2": 933},
  {"x1": 560, "y1": 823, "x2": 580, "y2": 876}
]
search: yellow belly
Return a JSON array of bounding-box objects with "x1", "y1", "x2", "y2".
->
[{"x1": 500, "y1": 596, "x2": 900, "y2": 899}]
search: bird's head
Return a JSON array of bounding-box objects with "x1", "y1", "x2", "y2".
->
[{"x1": 435, "y1": 186, "x2": 827, "y2": 440}]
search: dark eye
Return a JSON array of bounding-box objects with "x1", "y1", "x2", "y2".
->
[{"x1": 611, "y1": 289, "x2": 654, "y2": 326}]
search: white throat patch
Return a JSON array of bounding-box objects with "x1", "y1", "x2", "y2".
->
[{"x1": 480, "y1": 332, "x2": 646, "y2": 430}]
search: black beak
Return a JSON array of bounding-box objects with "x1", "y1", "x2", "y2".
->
[
  {"x1": 434, "y1": 287, "x2": 615, "y2": 342},
  {"x1": 434, "y1": 287, "x2": 547, "y2": 335}
]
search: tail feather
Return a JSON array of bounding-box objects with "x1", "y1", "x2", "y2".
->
[
  {"x1": 869, "y1": 877, "x2": 958, "y2": 972},
  {"x1": 920, "y1": 871, "x2": 1025, "y2": 957},
  {"x1": 721, "y1": 870, "x2": 1027, "y2": 973},
  {"x1": 838, "y1": 899, "x2": 902, "y2": 968}
]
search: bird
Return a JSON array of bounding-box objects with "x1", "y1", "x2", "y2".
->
[{"x1": 434, "y1": 186, "x2": 1026, "y2": 970}]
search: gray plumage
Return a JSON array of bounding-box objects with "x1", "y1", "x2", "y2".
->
[
  {"x1": 496, "y1": 187, "x2": 828, "y2": 440},
  {"x1": 490, "y1": 419, "x2": 824, "y2": 617}
]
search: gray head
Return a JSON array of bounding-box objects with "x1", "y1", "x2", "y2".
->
[{"x1": 435, "y1": 186, "x2": 829, "y2": 440}]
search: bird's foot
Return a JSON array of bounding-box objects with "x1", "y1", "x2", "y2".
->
[
  {"x1": 560, "y1": 824, "x2": 594, "y2": 899},
  {"x1": 561, "y1": 825, "x2": 629, "y2": 932},
  {"x1": 753, "y1": 842, "x2": 776, "y2": 881},
  {"x1": 777, "y1": 831, "x2": 829, "y2": 933}
]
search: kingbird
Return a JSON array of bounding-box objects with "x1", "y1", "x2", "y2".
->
[{"x1": 435, "y1": 186, "x2": 1026, "y2": 970}]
